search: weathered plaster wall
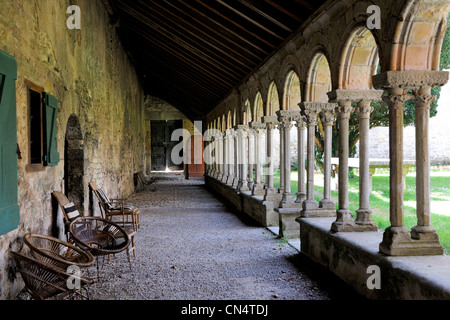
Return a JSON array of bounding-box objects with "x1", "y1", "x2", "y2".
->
[{"x1": 0, "y1": 0, "x2": 145, "y2": 299}]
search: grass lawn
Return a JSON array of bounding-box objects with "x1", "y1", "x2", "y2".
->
[{"x1": 272, "y1": 166, "x2": 450, "y2": 254}]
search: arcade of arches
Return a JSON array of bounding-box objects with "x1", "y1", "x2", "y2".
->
[
  {"x1": 0, "y1": 0, "x2": 449, "y2": 300},
  {"x1": 204, "y1": 0, "x2": 450, "y2": 299}
]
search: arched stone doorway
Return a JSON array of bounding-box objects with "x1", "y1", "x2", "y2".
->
[{"x1": 64, "y1": 114, "x2": 85, "y2": 215}]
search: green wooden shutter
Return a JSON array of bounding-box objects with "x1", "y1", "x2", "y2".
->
[
  {"x1": 42, "y1": 93, "x2": 60, "y2": 166},
  {"x1": 0, "y1": 50, "x2": 19, "y2": 235}
]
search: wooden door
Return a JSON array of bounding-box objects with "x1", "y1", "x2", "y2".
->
[{"x1": 151, "y1": 120, "x2": 183, "y2": 171}]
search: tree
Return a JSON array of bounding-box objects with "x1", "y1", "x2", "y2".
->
[{"x1": 314, "y1": 13, "x2": 450, "y2": 173}]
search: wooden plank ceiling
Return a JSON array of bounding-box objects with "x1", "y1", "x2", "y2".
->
[{"x1": 102, "y1": 0, "x2": 327, "y2": 120}]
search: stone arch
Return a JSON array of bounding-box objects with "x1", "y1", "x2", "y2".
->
[
  {"x1": 243, "y1": 99, "x2": 252, "y2": 124},
  {"x1": 221, "y1": 114, "x2": 226, "y2": 132},
  {"x1": 339, "y1": 26, "x2": 380, "y2": 89},
  {"x1": 305, "y1": 51, "x2": 333, "y2": 102},
  {"x1": 64, "y1": 114, "x2": 85, "y2": 216},
  {"x1": 267, "y1": 81, "x2": 281, "y2": 115},
  {"x1": 283, "y1": 70, "x2": 301, "y2": 109},
  {"x1": 253, "y1": 91, "x2": 264, "y2": 121},
  {"x1": 227, "y1": 111, "x2": 232, "y2": 129},
  {"x1": 391, "y1": 1, "x2": 450, "y2": 71}
]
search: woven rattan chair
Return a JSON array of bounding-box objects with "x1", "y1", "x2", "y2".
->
[
  {"x1": 11, "y1": 251, "x2": 94, "y2": 300},
  {"x1": 69, "y1": 216, "x2": 133, "y2": 275},
  {"x1": 23, "y1": 233, "x2": 95, "y2": 271},
  {"x1": 89, "y1": 181, "x2": 140, "y2": 231},
  {"x1": 53, "y1": 191, "x2": 136, "y2": 263}
]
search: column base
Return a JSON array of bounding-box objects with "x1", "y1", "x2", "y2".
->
[
  {"x1": 264, "y1": 187, "x2": 283, "y2": 201},
  {"x1": 301, "y1": 200, "x2": 334, "y2": 218},
  {"x1": 354, "y1": 209, "x2": 378, "y2": 231},
  {"x1": 251, "y1": 183, "x2": 265, "y2": 196},
  {"x1": 275, "y1": 207, "x2": 303, "y2": 239},
  {"x1": 237, "y1": 179, "x2": 249, "y2": 192},
  {"x1": 330, "y1": 209, "x2": 355, "y2": 232},
  {"x1": 379, "y1": 226, "x2": 444, "y2": 256},
  {"x1": 319, "y1": 199, "x2": 335, "y2": 210},
  {"x1": 279, "y1": 192, "x2": 299, "y2": 208},
  {"x1": 295, "y1": 192, "x2": 306, "y2": 204}
]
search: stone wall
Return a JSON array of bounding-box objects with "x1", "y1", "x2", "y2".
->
[{"x1": 0, "y1": 0, "x2": 146, "y2": 299}]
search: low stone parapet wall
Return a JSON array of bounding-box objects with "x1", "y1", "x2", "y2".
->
[{"x1": 297, "y1": 217, "x2": 450, "y2": 300}]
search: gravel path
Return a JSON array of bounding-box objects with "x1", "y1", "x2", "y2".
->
[{"x1": 86, "y1": 178, "x2": 362, "y2": 301}]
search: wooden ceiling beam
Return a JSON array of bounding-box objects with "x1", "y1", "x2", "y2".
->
[
  {"x1": 125, "y1": 22, "x2": 240, "y2": 88},
  {"x1": 119, "y1": 0, "x2": 254, "y2": 72},
  {"x1": 177, "y1": 0, "x2": 270, "y2": 56},
  {"x1": 144, "y1": 0, "x2": 260, "y2": 66},
  {"x1": 216, "y1": 0, "x2": 285, "y2": 41},
  {"x1": 263, "y1": 0, "x2": 304, "y2": 23},
  {"x1": 194, "y1": 0, "x2": 278, "y2": 49},
  {"x1": 239, "y1": 0, "x2": 293, "y2": 32},
  {"x1": 141, "y1": 50, "x2": 227, "y2": 102}
]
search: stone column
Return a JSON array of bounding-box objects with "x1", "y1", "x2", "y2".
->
[
  {"x1": 217, "y1": 132, "x2": 224, "y2": 181},
  {"x1": 232, "y1": 128, "x2": 240, "y2": 188},
  {"x1": 211, "y1": 134, "x2": 217, "y2": 178},
  {"x1": 410, "y1": 86, "x2": 441, "y2": 245},
  {"x1": 354, "y1": 100, "x2": 377, "y2": 230},
  {"x1": 373, "y1": 70, "x2": 447, "y2": 255},
  {"x1": 251, "y1": 121, "x2": 266, "y2": 196},
  {"x1": 237, "y1": 125, "x2": 249, "y2": 192},
  {"x1": 294, "y1": 114, "x2": 306, "y2": 204},
  {"x1": 262, "y1": 116, "x2": 281, "y2": 201},
  {"x1": 226, "y1": 129, "x2": 235, "y2": 185},
  {"x1": 278, "y1": 124, "x2": 285, "y2": 195},
  {"x1": 247, "y1": 127, "x2": 255, "y2": 190},
  {"x1": 330, "y1": 100, "x2": 355, "y2": 232},
  {"x1": 221, "y1": 130, "x2": 228, "y2": 183},
  {"x1": 319, "y1": 104, "x2": 337, "y2": 210},
  {"x1": 277, "y1": 110, "x2": 297, "y2": 207},
  {"x1": 300, "y1": 102, "x2": 321, "y2": 213}
]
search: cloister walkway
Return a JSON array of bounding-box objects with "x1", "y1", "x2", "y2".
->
[{"x1": 88, "y1": 177, "x2": 363, "y2": 301}]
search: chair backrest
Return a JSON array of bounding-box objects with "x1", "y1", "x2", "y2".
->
[
  {"x1": 51, "y1": 191, "x2": 81, "y2": 226},
  {"x1": 89, "y1": 181, "x2": 113, "y2": 212}
]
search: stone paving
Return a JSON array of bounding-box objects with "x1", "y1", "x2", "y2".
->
[{"x1": 85, "y1": 177, "x2": 363, "y2": 300}]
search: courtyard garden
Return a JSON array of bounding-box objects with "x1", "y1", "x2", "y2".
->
[{"x1": 272, "y1": 165, "x2": 450, "y2": 254}]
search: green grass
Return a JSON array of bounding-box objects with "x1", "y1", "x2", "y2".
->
[{"x1": 272, "y1": 167, "x2": 450, "y2": 254}]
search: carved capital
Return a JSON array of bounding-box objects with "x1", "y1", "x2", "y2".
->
[{"x1": 415, "y1": 94, "x2": 435, "y2": 106}]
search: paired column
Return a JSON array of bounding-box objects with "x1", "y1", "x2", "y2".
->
[
  {"x1": 294, "y1": 115, "x2": 306, "y2": 203},
  {"x1": 232, "y1": 128, "x2": 240, "y2": 188},
  {"x1": 319, "y1": 104, "x2": 337, "y2": 210},
  {"x1": 251, "y1": 121, "x2": 266, "y2": 196},
  {"x1": 225, "y1": 129, "x2": 234, "y2": 185},
  {"x1": 354, "y1": 100, "x2": 378, "y2": 229},
  {"x1": 236, "y1": 125, "x2": 249, "y2": 192},
  {"x1": 276, "y1": 110, "x2": 301, "y2": 208},
  {"x1": 373, "y1": 70, "x2": 447, "y2": 256},
  {"x1": 262, "y1": 116, "x2": 281, "y2": 201},
  {"x1": 328, "y1": 90, "x2": 382, "y2": 232},
  {"x1": 330, "y1": 100, "x2": 355, "y2": 231},
  {"x1": 299, "y1": 102, "x2": 321, "y2": 213},
  {"x1": 247, "y1": 128, "x2": 255, "y2": 190}
]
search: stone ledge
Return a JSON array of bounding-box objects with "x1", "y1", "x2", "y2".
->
[{"x1": 297, "y1": 217, "x2": 450, "y2": 299}]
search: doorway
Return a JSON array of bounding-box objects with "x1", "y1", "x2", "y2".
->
[
  {"x1": 151, "y1": 120, "x2": 184, "y2": 171},
  {"x1": 64, "y1": 114, "x2": 85, "y2": 214}
]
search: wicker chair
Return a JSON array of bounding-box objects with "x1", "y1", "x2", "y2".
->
[
  {"x1": 69, "y1": 217, "x2": 133, "y2": 275},
  {"x1": 89, "y1": 181, "x2": 140, "y2": 231},
  {"x1": 52, "y1": 190, "x2": 136, "y2": 261},
  {"x1": 23, "y1": 233, "x2": 95, "y2": 271},
  {"x1": 11, "y1": 251, "x2": 94, "y2": 300}
]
